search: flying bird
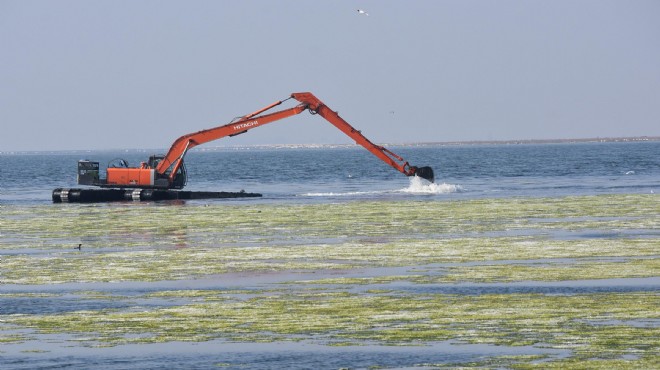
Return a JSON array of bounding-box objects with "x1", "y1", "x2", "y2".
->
[{"x1": 357, "y1": 9, "x2": 369, "y2": 16}]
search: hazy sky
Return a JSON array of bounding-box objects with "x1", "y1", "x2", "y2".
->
[{"x1": 2, "y1": 0, "x2": 659, "y2": 151}]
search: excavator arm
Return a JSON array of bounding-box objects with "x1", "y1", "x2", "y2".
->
[
  {"x1": 149, "y1": 92, "x2": 433, "y2": 188},
  {"x1": 290, "y1": 92, "x2": 434, "y2": 182}
]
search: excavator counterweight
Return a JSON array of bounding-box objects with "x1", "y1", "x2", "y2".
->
[{"x1": 68, "y1": 92, "x2": 435, "y2": 196}]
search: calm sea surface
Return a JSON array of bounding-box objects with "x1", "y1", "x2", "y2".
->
[{"x1": 1, "y1": 141, "x2": 658, "y2": 204}]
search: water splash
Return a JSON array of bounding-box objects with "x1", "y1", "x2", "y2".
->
[
  {"x1": 302, "y1": 191, "x2": 383, "y2": 197},
  {"x1": 302, "y1": 177, "x2": 462, "y2": 197},
  {"x1": 400, "y1": 176, "x2": 463, "y2": 194}
]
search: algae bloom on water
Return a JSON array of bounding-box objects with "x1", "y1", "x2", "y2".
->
[{"x1": 0, "y1": 194, "x2": 658, "y2": 368}]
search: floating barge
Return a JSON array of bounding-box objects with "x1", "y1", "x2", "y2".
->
[{"x1": 52, "y1": 188, "x2": 262, "y2": 203}]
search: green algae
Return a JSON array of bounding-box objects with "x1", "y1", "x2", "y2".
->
[
  {"x1": 2, "y1": 194, "x2": 658, "y2": 251},
  {"x1": 0, "y1": 333, "x2": 28, "y2": 344},
  {"x1": 1, "y1": 237, "x2": 656, "y2": 284},
  {"x1": 5, "y1": 291, "x2": 658, "y2": 359},
  {"x1": 303, "y1": 257, "x2": 659, "y2": 286},
  {"x1": 511, "y1": 357, "x2": 659, "y2": 370},
  {"x1": 431, "y1": 354, "x2": 658, "y2": 369},
  {"x1": 1, "y1": 194, "x2": 658, "y2": 367},
  {"x1": 424, "y1": 258, "x2": 659, "y2": 283}
]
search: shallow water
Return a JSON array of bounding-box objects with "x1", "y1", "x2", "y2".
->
[
  {"x1": 0, "y1": 339, "x2": 569, "y2": 370},
  {"x1": 366, "y1": 277, "x2": 660, "y2": 295},
  {"x1": 1, "y1": 143, "x2": 659, "y2": 368}
]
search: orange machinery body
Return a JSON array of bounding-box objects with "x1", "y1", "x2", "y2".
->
[{"x1": 106, "y1": 168, "x2": 155, "y2": 188}]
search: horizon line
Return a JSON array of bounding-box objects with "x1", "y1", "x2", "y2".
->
[{"x1": 1, "y1": 136, "x2": 658, "y2": 155}]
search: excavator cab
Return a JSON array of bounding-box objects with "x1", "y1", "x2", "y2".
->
[{"x1": 149, "y1": 155, "x2": 187, "y2": 189}]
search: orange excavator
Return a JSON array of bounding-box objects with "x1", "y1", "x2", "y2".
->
[{"x1": 77, "y1": 92, "x2": 434, "y2": 189}]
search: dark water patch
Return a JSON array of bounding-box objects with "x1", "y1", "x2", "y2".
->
[
  {"x1": 551, "y1": 229, "x2": 660, "y2": 240},
  {"x1": 0, "y1": 340, "x2": 568, "y2": 370},
  {"x1": 364, "y1": 277, "x2": 660, "y2": 296},
  {"x1": 0, "y1": 296, "x2": 134, "y2": 315},
  {"x1": 0, "y1": 269, "x2": 362, "y2": 294},
  {"x1": 590, "y1": 319, "x2": 660, "y2": 328},
  {"x1": 578, "y1": 318, "x2": 660, "y2": 328},
  {"x1": 425, "y1": 228, "x2": 660, "y2": 242}
]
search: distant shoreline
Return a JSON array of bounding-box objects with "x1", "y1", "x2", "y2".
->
[
  {"x1": 400, "y1": 136, "x2": 660, "y2": 147},
  {"x1": 2, "y1": 136, "x2": 658, "y2": 155}
]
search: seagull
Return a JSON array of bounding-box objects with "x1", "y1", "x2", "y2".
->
[{"x1": 357, "y1": 9, "x2": 369, "y2": 16}]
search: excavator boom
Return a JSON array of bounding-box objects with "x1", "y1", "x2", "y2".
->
[
  {"x1": 84, "y1": 92, "x2": 434, "y2": 189},
  {"x1": 155, "y1": 103, "x2": 306, "y2": 184}
]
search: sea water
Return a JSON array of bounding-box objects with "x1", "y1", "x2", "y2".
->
[{"x1": 1, "y1": 141, "x2": 658, "y2": 204}]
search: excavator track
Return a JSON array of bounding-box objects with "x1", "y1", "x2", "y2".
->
[{"x1": 52, "y1": 188, "x2": 261, "y2": 203}]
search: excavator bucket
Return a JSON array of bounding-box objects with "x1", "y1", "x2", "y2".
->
[{"x1": 415, "y1": 166, "x2": 435, "y2": 183}]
